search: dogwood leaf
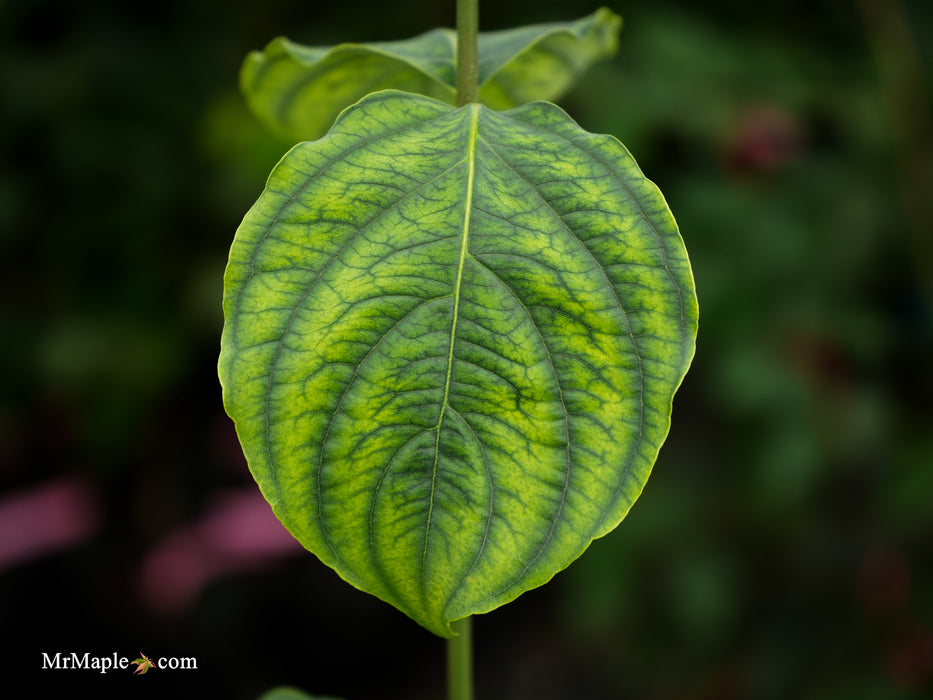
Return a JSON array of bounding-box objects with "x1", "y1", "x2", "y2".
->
[
  {"x1": 241, "y1": 8, "x2": 621, "y2": 142},
  {"x1": 219, "y1": 91, "x2": 697, "y2": 637}
]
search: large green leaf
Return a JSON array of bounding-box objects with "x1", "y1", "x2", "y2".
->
[
  {"x1": 241, "y1": 8, "x2": 621, "y2": 142},
  {"x1": 220, "y1": 91, "x2": 697, "y2": 637}
]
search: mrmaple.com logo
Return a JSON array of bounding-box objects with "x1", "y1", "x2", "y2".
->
[{"x1": 41, "y1": 651, "x2": 197, "y2": 674}]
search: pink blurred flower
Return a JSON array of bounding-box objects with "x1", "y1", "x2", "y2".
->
[
  {"x1": 0, "y1": 477, "x2": 100, "y2": 572},
  {"x1": 138, "y1": 489, "x2": 303, "y2": 613}
]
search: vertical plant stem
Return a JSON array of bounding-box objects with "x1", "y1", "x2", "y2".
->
[
  {"x1": 447, "y1": 616, "x2": 474, "y2": 700},
  {"x1": 450, "y1": 2, "x2": 478, "y2": 695},
  {"x1": 456, "y1": 0, "x2": 479, "y2": 105}
]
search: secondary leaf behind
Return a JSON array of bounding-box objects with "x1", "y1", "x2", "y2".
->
[{"x1": 241, "y1": 8, "x2": 621, "y2": 142}]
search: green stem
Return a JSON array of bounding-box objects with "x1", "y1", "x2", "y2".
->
[
  {"x1": 450, "y1": 2, "x2": 478, "y2": 693},
  {"x1": 447, "y1": 617, "x2": 474, "y2": 700},
  {"x1": 456, "y1": 0, "x2": 479, "y2": 105}
]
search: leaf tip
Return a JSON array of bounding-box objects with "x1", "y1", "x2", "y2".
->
[{"x1": 591, "y1": 7, "x2": 623, "y2": 56}]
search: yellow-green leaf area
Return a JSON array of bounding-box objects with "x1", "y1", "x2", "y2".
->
[
  {"x1": 219, "y1": 91, "x2": 697, "y2": 638},
  {"x1": 241, "y1": 8, "x2": 621, "y2": 142}
]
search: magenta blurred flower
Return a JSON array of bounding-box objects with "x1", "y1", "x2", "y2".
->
[
  {"x1": 138, "y1": 489, "x2": 303, "y2": 613},
  {"x1": 0, "y1": 477, "x2": 100, "y2": 573}
]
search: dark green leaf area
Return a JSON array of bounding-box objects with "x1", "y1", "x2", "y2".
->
[{"x1": 220, "y1": 91, "x2": 697, "y2": 637}]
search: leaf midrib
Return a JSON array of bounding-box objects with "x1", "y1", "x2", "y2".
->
[{"x1": 422, "y1": 104, "x2": 481, "y2": 588}]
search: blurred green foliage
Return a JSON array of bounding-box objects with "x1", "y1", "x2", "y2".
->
[{"x1": 1, "y1": 0, "x2": 931, "y2": 698}]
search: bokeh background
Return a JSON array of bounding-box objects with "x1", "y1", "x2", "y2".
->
[{"x1": 2, "y1": 0, "x2": 931, "y2": 698}]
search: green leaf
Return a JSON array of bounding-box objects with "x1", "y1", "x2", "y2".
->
[
  {"x1": 240, "y1": 30, "x2": 456, "y2": 144},
  {"x1": 257, "y1": 688, "x2": 344, "y2": 700},
  {"x1": 476, "y1": 7, "x2": 621, "y2": 110},
  {"x1": 220, "y1": 91, "x2": 697, "y2": 637},
  {"x1": 241, "y1": 8, "x2": 621, "y2": 142}
]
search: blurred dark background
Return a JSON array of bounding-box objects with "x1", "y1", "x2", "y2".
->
[{"x1": 2, "y1": 0, "x2": 931, "y2": 698}]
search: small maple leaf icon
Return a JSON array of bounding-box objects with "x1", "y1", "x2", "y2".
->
[{"x1": 131, "y1": 652, "x2": 154, "y2": 675}]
